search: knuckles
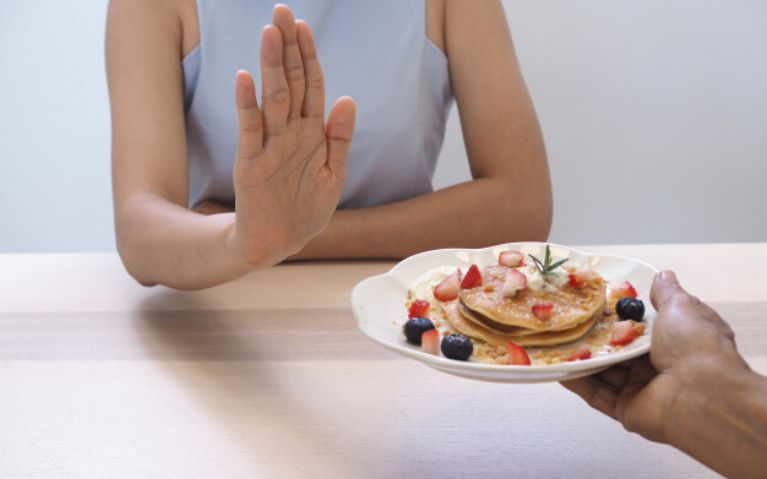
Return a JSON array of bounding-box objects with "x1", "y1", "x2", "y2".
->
[
  {"x1": 284, "y1": 63, "x2": 306, "y2": 82},
  {"x1": 263, "y1": 86, "x2": 290, "y2": 105},
  {"x1": 306, "y1": 75, "x2": 324, "y2": 91}
]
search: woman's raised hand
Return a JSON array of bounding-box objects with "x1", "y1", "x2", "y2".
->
[{"x1": 228, "y1": 5, "x2": 356, "y2": 265}]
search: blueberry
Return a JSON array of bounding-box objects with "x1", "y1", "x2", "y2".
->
[
  {"x1": 404, "y1": 317, "x2": 435, "y2": 344},
  {"x1": 440, "y1": 334, "x2": 474, "y2": 361},
  {"x1": 616, "y1": 297, "x2": 645, "y2": 321}
]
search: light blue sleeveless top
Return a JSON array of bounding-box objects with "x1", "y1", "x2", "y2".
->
[{"x1": 183, "y1": 0, "x2": 453, "y2": 209}]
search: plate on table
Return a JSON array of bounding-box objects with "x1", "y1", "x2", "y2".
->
[{"x1": 350, "y1": 242, "x2": 658, "y2": 383}]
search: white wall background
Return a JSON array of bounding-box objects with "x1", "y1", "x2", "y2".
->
[{"x1": 1, "y1": 0, "x2": 766, "y2": 253}]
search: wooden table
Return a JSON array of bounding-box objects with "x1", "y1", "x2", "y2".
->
[{"x1": 1, "y1": 244, "x2": 765, "y2": 478}]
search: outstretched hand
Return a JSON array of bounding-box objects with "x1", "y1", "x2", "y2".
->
[
  {"x1": 227, "y1": 5, "x2": 356, "y2": 265},
  {"x1": 561, "y1": 270, "x2": 749, "y2": 443}
]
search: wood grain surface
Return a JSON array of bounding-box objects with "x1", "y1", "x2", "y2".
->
[{"x1": 1, "y1": 243, "x2": 765, "y2": 478}]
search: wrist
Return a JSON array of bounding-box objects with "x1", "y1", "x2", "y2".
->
[
  {"x1": 223, "y1": 215, "x2": 299, "y2": 269},
  {"x1": 286, "y1": 224, "x2": 330, "y2": 261},
  {"x1": 219, "y1": 214, "x2": 268, "y2": 275},
  {"x1": 664, "y1": 358, "x2": 767, "y2": 473},
  {"x1": 283, "y1": 211, "x2": 343, "y2": 261},
  {"x1": 667, "y1": 357, "x2": 752, "y2": 436}
]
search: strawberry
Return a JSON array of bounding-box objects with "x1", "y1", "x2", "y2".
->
[
  {"x1": 433, "y1": 269, "x2": 462, "y2": 302},
  {"x1": 610, "y1": 320, "x2": 646, "y2": 346},
  {"x1": 421, "y1": 329, "x2": 440, "y2": 355},
  {"x1": 408, "y1": 299, "x2": 430, "y2": 319},
  {"x1": 567, "y1": 345, "x2": 592, "y2": 361},
  {"x1": 568, "y1": 269, "x2": 597, "y2": 287},
  {"x1": 532, "y1": 303, "x2": 554, "y2": 320},
  {"x1": 460, "y1": 264, "x2": 482, "y2": 289},
  {"x1": 499, "y1": 250, "x2": 525, "y2": 267},
  {"x1": 502, "y1": 269, "x2": 527, "y2": 298},
  {"x1": 507, "y1": 340, "x2": 531, "y2": 365},
  {"x1": 609, "y1": 280, "x2": 638, "y2": 300}
]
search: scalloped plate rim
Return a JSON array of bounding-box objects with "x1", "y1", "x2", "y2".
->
[{"x1": 350, "y1": 242, "x2": 659, "y2": 381}]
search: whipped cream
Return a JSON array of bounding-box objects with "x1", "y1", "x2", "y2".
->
[
  {"x1": 409, "y1": 266, "x2": 458, "y2": 302},
  {"x1": 520, "y1": 262, "x2": 569, "y2": 292}
]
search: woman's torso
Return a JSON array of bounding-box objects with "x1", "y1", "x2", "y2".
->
[{"x1": 182, "y1": 0, "x2": 453, "y2": 209}]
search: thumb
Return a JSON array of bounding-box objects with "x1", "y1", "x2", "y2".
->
[
  {"x1": 650, "y1": 270, "x2": 687, "y2": 311},
  {"x1": 325, "y1": 96, "x2": 356, "y2": 178}
]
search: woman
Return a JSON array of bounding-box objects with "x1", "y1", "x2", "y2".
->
[{"x1": 106, "y1": 0, "x2": 551, "y2": 290}]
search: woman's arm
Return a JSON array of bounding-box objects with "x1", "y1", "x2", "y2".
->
[
  {"x1": 292, "y1": 0, "x2": 551, "y2": 259},
  {"x1": 106, "y1": 0, "x2": 245, "y2": 289},
  {"x1": 107, "y1": 1, "x2": 354, "y2": 289}
]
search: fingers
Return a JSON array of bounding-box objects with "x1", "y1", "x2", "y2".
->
[
  {"x1": 650, "y1": 270, "x2": 688, "y2": 312},
  {"x1": 597, "y1": 365, "x2": 630, "y2": 389},
  {"x1": 272, "y1": 5, "x2": 305, "y2": 119},
  {"x1": 597, "y1": 357, "x2": 655, "y2": 390},
  {"x1": 260, "y1": 24, "x2": 290, "y2": 138},
  {"x1": 325, "y1": 96, "x2": 356, "y2": 177},
  {"x1": 296, "y1": 20, "x2": 325, "y2": 119},
  {"x1": 625, "y1": 355, "x2": 657, "y2": 385},
  {"x1": 234, "y1": 70, "x2": 263, "y2": 161},
  {"x1": 561, "y1": 376, "x2": 619, "y2": 421}
]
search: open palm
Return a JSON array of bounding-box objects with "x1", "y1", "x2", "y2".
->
[{"x1": 230, "y1": 5, "x2": 356, "y2": 265}]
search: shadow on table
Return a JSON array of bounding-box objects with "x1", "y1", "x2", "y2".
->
[{"x1": 133, "y1": 290, "x2": 371, "y2": 477}]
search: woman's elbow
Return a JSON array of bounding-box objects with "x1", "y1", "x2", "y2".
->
[
  {"x1": 498, "y1": 181, "x2": 552, "y2": 243},
  {"x1": 116, "y1": 240, "x2": 158, "y2": 287},
  {"x1": 529, "y1": 193, "x2": 553, "y2": 241},
  {"x1": 114, "y1": 217, "x2": 159, "y2": 287}
]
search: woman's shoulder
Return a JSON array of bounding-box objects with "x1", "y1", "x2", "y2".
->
[
  {"x1": 426, "y1": 0, "x2": 447, "y2": 54},
  {"x1": 107, "y1": 0, "x2": 197, "y2": 58},
  {"x1": 442, "y1": 0, "x2": 507, "y2": 49},
  {"x1": 175, "y1": 0, "x2": 200, "y2": 58}
]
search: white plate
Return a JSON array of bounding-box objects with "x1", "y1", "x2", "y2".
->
[{"x1": 350, "y1": 242, "x2": 659, "y2": 383}]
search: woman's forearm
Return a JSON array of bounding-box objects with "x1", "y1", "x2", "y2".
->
[
  {"x1": 293, "y1": 176, "x2": 552, "y2": 260},
  {"x1": 116, "y1": 193, "x2": 255, "y2": 290},
  {"x1": 668, "y1": 364, "x2": 767, "y2": 478}
]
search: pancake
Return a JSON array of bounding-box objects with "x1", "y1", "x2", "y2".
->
[
  {"x1": 458, "y1": 302, "x2": 596, "y2": 336},
  {"x1": 457, "y1": 303, "x2": 540, "y2": 336},
  {"x1": 443, "y1": 301, "x2": 600, "y2": 347},
  {"x1": 459, "y1": 265, "x2": 606, "y2": 332}
]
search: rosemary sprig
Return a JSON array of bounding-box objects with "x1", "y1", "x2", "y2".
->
[{"x1": 528, "y1": 245, "x2": 568, "y2": 277}]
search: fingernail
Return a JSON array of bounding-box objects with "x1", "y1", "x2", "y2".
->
[{"x1": 659, "y1": 270, "x2": 677, "y2": 283}]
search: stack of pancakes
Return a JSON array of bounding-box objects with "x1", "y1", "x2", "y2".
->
[{"x1": 442, "y1": 265, "x2": 606, "y2": 347}]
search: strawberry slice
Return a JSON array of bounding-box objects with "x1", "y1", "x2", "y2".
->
[
  {"x1": 568, "y1": 269, "x2": 597, "y2": 288},
  {"x1": 499, "y1": 250, "x2": 525, "y2": 267},
  {"x1": 532, "y1": 303, "x2": 554, "y2": 320},
  {"x1": 408, "y1": 299, "x2": 430, "y2": 319},
  {"x1": 502, "y1": 269, "x2": 527, "y2": 298},
  {"x1": 609, "y1": 280, "x2": 638, "y2": 300},
  {"x1": 434, "y1": 269, "x2": 462, "y2": 302},
  {"x1": 610, "y1": 320, "x2": 646, "y2": 346},
  {"x1": 460, "y1": 264, "x2": 482, "y2": 289},
  {"x1": 508, "y1": 340, "x2": 531, "y2": 365},
  {"x1": 421, "y1": 329, "x2": 440, "y2": 355},
  {"x1": 567, "y1": 345, "x2": 592, "y2": 361}
]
